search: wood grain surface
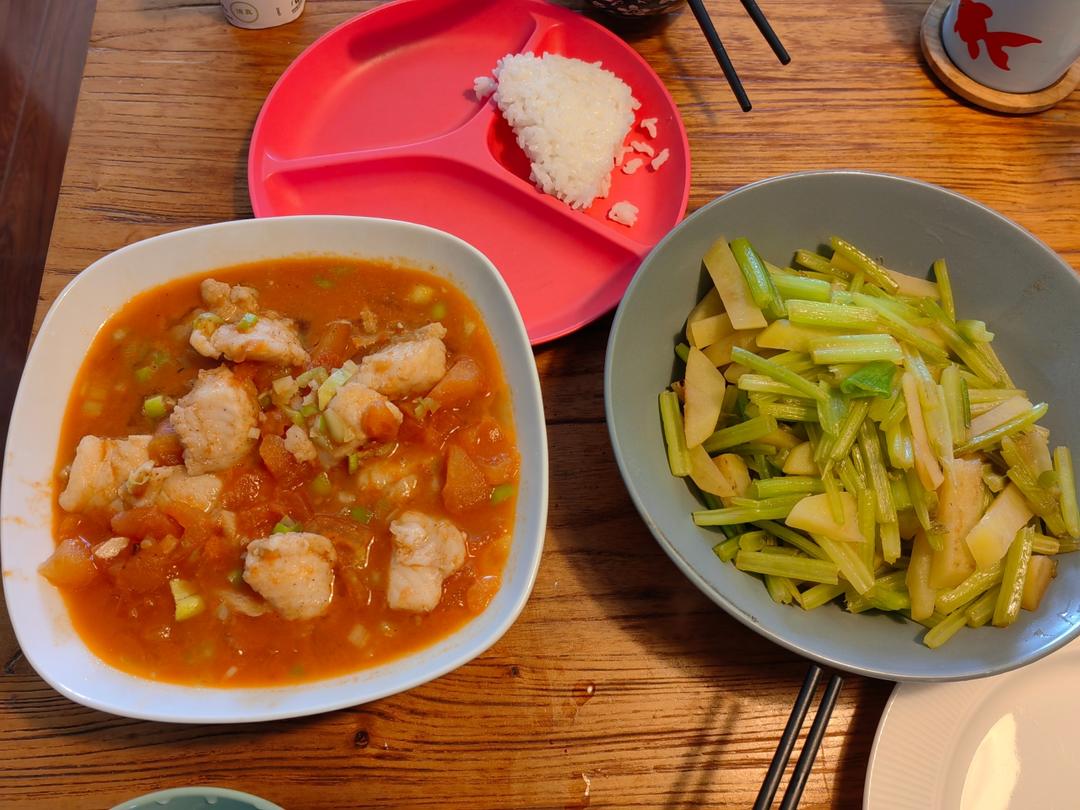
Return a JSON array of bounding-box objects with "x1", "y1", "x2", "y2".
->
[{"x1": 2, "y1": 0, "x2": 1078, "y2": 808}]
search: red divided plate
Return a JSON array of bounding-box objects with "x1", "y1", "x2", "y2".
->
[{"x1": 248, "y1": 0, "x2": 690, "y2": 344}]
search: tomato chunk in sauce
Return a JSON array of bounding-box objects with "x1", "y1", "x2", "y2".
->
[{"x1": 44, "y1": 258, "x2": 519, "y2": 686}]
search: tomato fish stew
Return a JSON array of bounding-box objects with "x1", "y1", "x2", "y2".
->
[{"x1": 41, "y1": 258, "x2": 520, "y2": 686}]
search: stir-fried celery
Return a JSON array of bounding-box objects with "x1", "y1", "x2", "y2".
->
[{"x1": 658, "y1": 234, "x2": 1076, "y2": 649}]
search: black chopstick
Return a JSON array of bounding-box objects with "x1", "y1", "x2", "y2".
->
[
  {"x1": 752, "y1": 664, "x2": 822, "y2": 810},
  {"x1": 754, "y1": 666, "x2": 844, "y2": 810},
  {"x1": 686, "y1": 0, "x2": 752, "y2": 112},
  {"x1": 778, "y1": 672, "x2": 843, "y2": 809},
  {"x1": 740, "y1": 0, "x2": 791, "y2": 65}
]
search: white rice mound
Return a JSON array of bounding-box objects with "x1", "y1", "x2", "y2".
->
[{"x1": 483, "y1": 52, "x2": 640, "y2": 210}]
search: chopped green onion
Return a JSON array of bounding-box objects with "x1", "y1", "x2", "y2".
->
[
  {"x1": 349, "y1": 506, "x2": 373, "y2": 524},
  {"x1": 272, "y1": 517, "x2": 301, "y2": 534},
  {"x1": 143, "y1": 395, "x2": 168, "y2": 420},
  {"x1": 314, "y1": 277, "x2": 334, "y2": 289},
  {"x1": 82, "y1": 400, "x2": 104, "y2": 417},
  {"x1": 134, "y1": 366, "x2": 154, "y2": 384},
  {"x1": 347, "y1": 452, "x2": 362, "y2": 475},
  {"x1": 296, "y1": 366, "x2": 328, "y2": 388},
  {"x1": 431, "y1": 301, "x2": 448, "y2": 320},
  {"x1": 840, "y1": 361, "x2": 896, "y2": 399},
  {"x1": 491, "y1": 483, "x2": 516, "y2": 504},
  {"x1": 226, "y1": 569, "x2": 243, "y2": 586},
  {"x1": 236, "y1": 312, "x2": 259, "y2": 332},
  {"x1": 310, "y1": 472, "x2": 332, "y2": 498}
]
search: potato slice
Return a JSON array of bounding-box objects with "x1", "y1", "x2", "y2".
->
[
  {"x1": 785, "y1": 493, "x2": 863, "y2": 544},
  {"x1": 782, "y1": 441, "x2": 820, "y2": 475},
  {"x1": 685, "y1": 288, "x2": 724, "y2": 345},
  {"x1": 715, "y1": 453, "x2": 750, "y2": 500},
  {"x1": 703, "y1": 237, "x2": 767, "y2": 330},
  {"x1": 683, "y1": 347, "x2": 726, "y2": 447},
  {"x1": 1021, "y1": 555, "x2": 1056, "y2": 611},
  {"x1": 690, "y1": 313, "x2": 735, "y2": 349},
  {"x1": 688, "y1": 446, "x2": 735, "y2": 497},
  {"x1": 928, "y1": 458, "x2": 983, "y2": 589},
  {"x1": 964, "y1": 483, "x2": 1034, "y2": 570}
]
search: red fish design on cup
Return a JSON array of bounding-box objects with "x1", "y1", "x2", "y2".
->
[{"x1": 954, "y1": 0, "x2": 1042, "y2": 70}]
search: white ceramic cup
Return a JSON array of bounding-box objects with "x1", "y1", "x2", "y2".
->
[
  {"x1": 941, "y1": 0, "x2": 1080, "y2": 93},
  {"x1": 221, "y1": 0, "x2": 305, "y2": 30}
]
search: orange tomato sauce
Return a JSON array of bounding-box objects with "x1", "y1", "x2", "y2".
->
[{"x1": 49, "y1": 257, "x2": 518, "y2": 686}]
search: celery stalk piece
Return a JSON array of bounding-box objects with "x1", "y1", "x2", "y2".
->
[
  {"x1": 659, "y1": 391, "x2": 691, "y2": 477},
  {"x1": 881, "y1": 522, "x2": 902, "y2": 565},
  {"x1": 901, "y1": 371, "x2": 944, "y2": 492},
  {"x1": 737, "y1": 374, "x2": 810, "y2": 399},
  {"x1": 809, "y1": 334, "x2": 903, "y2": 365},
  {"x1": 829, "y1": 399, "x2": 871, "y2": 463},
  {"x1": 799, "y1": 583, "x2": 846, "y2": 610},
  {"x1": 753, "y1": 520, "x2": 829, "y2": 560},
  {"x1": 702, "y1": 414, "x2": 779, "y2": 454},
  {"x1": 821, "y1": 467, "x2": 845, "y2": 524},
  {"x1": 849, "y1": 293, "x2": 949, "y2": 364},
  {"x1": 992, "y1": 526, "x2": 1034, "y2": 627},
  {"x1": 786, "y1": 300, "x2": 879, "y2": 330},
  {"x1": 675, "y1": 343, "x2": 690, "y2": 362},
  {"x1": 765, "y1": 575, "x2": 793, "y2": 604},
  {"x1": 955, "y1": 402, "x2": 1048, "y2": 455},
  {"x1": 730, "y1": 347, "x2": 828, "y2": 403},
  {"x1": 813, "y1": 534, "x2": 875, "y2": 594},
  {"x1": 816, "y1": 386, "x2": 846, "y2": 436},
  {"x1": 918, "y1": 299, "x2": 1001, "y2": 385},
  {"x1": 828, "y1": 236, "x2": 900, "y2": 294},
  {"x1": 714, "y1": 537, "x2": 741, "y2": 562},
  {"x1": 751, "y1": 476, "x2": 825, "y2": 499},
  {"x1": 965, "y1": 585, "x2": 1001, "y2": 628},
  {"x1": 767, "y1": 270, "x2": 832, "y2": 303},
  {"x1": 692, "y1": 499, "x2": 803, "y2": 526},
  {"x1": 856, "y1": 488, "x2": 876, "y2": 546},
  {"x1": 737, "y1": 530, "x2": 769, "y2": 551},
  {"x1": 1053, "y1": 446, "x2": 1080, "y2": 538},
  {"x1": 932, "y1": 259, "x2": 955, "y2": 322},
  {"x1": 939, "y1": 364, "x2": 967, "y2": 440},
  {"x1": 957, "y1": 319, "x2": 994, "y2": 343},
  {"x1": 703, "y1": 237, "x2": 768, "y2": 330},
  {"x1": 735, "y1": 550, "x2": 839, "y2": 585},
  {"x1": 936, "y1": 560, "x2": 1004, "y2": 614},
  {"x1": 1004, "y1": 463, "x2": 1067, "y2": 538},
  {"x1": 730, "y1": 238, "x2": 787, "y2": 320},
  {"x1": 923, "y1": 607, "x2": 969, "y2": 649},
  {"x1": 859, "y1": 421, "x2": 897, "y2": 523},
  {"x1": 1032, "y1": 533, "x2": 1060, "y2": 555},
  {"x1": 907, "y1": 532, "x2": 936, "y2": 620},
  {"x1": 905, "y1": 469, "x2": 933, "y2": 533},
  {"x1": 758, "y1": 400, "x2": 821, "y2": 423},
  {"x1": 885, "y1": 420, "x2": 914, "y2": 470},
  {"x1": 794, "y1": 250, "x2": 840, "y2": 276}
]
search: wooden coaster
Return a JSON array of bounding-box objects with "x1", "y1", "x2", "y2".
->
[{"x1": 920, "y1": 0, "x2": 1080, "y2": 114}]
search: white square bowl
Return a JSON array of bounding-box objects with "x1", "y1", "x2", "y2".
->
[{"x1": 1, "y1": 216, "x2": 548, "y2": 722}]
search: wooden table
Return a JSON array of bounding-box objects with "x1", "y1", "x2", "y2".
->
[{"x1": 2, "y1": 1, "x2": 1077, "y2": 807}]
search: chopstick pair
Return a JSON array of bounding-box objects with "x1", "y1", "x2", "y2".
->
[
  {"x1": 753, "y1": 664, "x2": 844, "y2": 810},
  {"x1": 686, "y1": 0, "x2": 790, "y2": 112}
]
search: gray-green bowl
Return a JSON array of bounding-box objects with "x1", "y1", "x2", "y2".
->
[
  {"x1": 111, "y1": 787, "x2": 282, "y2": 810},
  {"x1": 605, "y1": 170, "x2": 1080, "y2": 682}
]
